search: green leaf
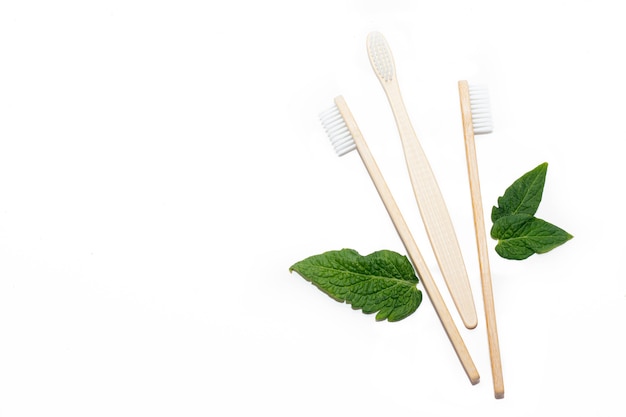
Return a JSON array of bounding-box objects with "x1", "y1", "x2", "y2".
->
[
  {"x1": 491, "y1": 162, "x2": 548, "y2": 222},
  {"x1": 490, "y1": 162, "x2": 573, "y2": 260},
  {"x1": 491, "y1": 214, "x2": 574, "y2": 260},
  {"x1": 289, "y1": 249, "x2": 422, "y2": 322}
]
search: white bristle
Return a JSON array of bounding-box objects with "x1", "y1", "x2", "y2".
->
[
  {"x1": 319, "y1": 104, "x2": 356, "y2": 157},
  {"x1": 367, "y1": 32, "x2": 395, "y2": 82},
  {"x1": 468, "y1": 84, "x2": 493, "y2": 135}
]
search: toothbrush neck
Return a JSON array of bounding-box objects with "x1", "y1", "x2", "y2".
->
[{"x1": 383, "y1": 81, "x2": 418, "y2": 143}]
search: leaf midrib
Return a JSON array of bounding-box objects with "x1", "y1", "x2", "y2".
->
[
  {"x1": 510, "y1": 174, "x2": 543, "y2": 215},
  {"x1": 313, "y1": 265, "x2": 416, "y2": 287}
]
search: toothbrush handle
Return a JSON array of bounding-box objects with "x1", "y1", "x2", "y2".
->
[
  {"x1": 336, "y1": 96, "x2": 480, "y2": 385},
  {"x1": 458, "y1": 80, "x2": 505, "y2": 398},
  {"x1": 358, "y1": 125, "x2": 480, "y2": 385},
  {"x1": 383, "y1": 81, "x2": 478, "y2": 329}
]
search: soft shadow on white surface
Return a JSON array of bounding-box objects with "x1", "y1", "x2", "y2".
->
[{"x1": 1, "y1": 1, "x2": 624, "y2": 416}]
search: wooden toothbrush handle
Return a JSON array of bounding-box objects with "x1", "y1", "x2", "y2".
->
[
  {"x1": 383, "y1": 82, "x2": 477, "y2": 329},
  {"x1": 334, "y1": 96, "x2": 480, "y2": 385},
  {"x1": 458, "y1": 80, "x2": 504, "y2": 398},
  {"x1": 358, "y1": 125, "x2": 480, "y2": 385}
]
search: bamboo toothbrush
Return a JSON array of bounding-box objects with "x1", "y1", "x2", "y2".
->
[
  {"x1": 319, "y1": 95, "x2": 480, "y2": 385},
  {"x1": 366, "y1": 31, "x2": 478, "y2": 329},
  {"x1": 458, "y1": 80, "x2": 504, "y2": 398}
]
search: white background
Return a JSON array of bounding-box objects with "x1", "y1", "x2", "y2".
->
[{"x1": 1, "y1": 1, "x2": 625, "y2": 416}]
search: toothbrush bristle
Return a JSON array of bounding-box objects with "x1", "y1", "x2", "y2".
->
[
  {"x1": 468, "y1": 84, "x2": 493, "y2": 135},
  {"x1": 367, "y1": 32, "x2": 395, "y2": 82},
  {"x1": 319, "y1": 104, "x2": 356, "y2": 156}
]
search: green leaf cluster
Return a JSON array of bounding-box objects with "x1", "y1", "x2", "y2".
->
[
  {"x1": 289, "y1": 249, "x2": 422, "y2": 322},
  {"x1": 490, "y1": 162, "x2": 573, "y2": 260}
]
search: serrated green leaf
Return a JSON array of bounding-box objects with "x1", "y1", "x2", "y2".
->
[
  {"x1": 289, "y1": 249, "x2": 422, "y2": 322},
  {"x1": 491, "y1": 162, "x2": 548, "y2": 222},
  {"x1": 491, "y1": 214, "x2": 574, "y2": 260}
]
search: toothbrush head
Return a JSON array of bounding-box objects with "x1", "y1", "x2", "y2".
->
[
  {"x1": 367, "y1": 31, "x2": 396, "y2": 83},
  {"x1": 319, "y1": 97, "x2": 357, "y2": 157},
  {"x1": 468, "y1": 84, "x2": 494, "y2": 135}
]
